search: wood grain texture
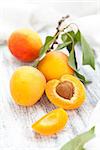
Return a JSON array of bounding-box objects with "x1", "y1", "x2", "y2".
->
[{"x1": 0, "y1": 43, "x2": 99, "y2": 150}]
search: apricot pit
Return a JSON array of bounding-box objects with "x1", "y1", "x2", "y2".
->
[{"x1": 56, "y1": 81, "x2": 74, "y2": 99}]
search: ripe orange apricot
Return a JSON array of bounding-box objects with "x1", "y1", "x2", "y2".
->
[
  {"x1": 10, "y1": 66, "x2": 46, "y2": 106},
  {"x1": 32, "y1": 108, "x2": 68, "y2": 135},
  {"x1": 8, "y1": 29, "x2": 42, "y2": 62},
  {"x1": 45, "y1": 74, "x2": 86, "y2": 110},
  {"x1": 37, "y1": 51, "x2": 74, "y2": 81}
]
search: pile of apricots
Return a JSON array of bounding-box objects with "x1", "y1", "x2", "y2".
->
[{"x1": 8, "y1": 29, "x2": 86, "y2": 136}]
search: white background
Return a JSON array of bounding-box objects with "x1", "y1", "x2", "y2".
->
[{"x1": 0, "y1": 0, "x2": 100, "y2": 17}]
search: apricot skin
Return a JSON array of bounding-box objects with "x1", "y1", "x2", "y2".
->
[
  {"x1": 37, "y1": 51, "x2": 74, "y2": 81},
  {"x1": 45, "y1": 74, "x2": 86, "y2": 110},
  {"x1": 10, "y1": 66, "x2": 46, "y2": 106},
  {"x1": 8, "y1": 29, "x2": 42, "y2": 62}
]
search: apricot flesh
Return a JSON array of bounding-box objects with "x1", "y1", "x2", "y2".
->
[
  {"x1": 37, "y1": 51, "x2": 74, "y2": 81},
  {"x1": 8, "y1": 29, "x2": 42, "y2": 62},
  {"x1": 32, "y1": 108, "x2": 68, "y2": 135},
  {"x1": 45, "y1": 74, "x2": 86, "y2": 110},
  {"x1": 10, "y1": 66, "x2": 46, "y2": 106}
]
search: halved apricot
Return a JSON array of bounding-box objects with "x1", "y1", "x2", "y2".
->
[
  {"x1": 45, "y1": 74, "x2": 86, "y2": 110},
  {"x1": 32, "y1": 108, "x2": 68, "y2": 135}
]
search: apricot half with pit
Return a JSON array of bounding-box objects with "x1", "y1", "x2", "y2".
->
[{"x1": 45, "y1": 74, "x2": 86, "y2": 110}]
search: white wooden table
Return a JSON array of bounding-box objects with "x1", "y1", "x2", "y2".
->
[{"x1": 0, "y1": 15, "x2": 100, "y2": 150}]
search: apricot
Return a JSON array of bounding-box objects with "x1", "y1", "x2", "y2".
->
[
  {"x1": 45, "y1": 74, "x2": 86, "y2": 110},
  {"x1": 10, "y1": 66, "x2": 46, "y2": 106},
  {"x1": 8, "y1": 29, "x2": 42, "y2": 62},
  {"x1": 32, "y1": 108, "x2": 68, "y2": 135},
  {"x1": 37, "y1": 51, "x2": 74, "y2": 81}
]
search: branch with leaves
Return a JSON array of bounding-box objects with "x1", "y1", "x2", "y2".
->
[{"x1": 33, "y1": 16, "x2": 95, "y2": 84}]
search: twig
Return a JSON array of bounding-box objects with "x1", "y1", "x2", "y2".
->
[{"x1": 47, "y1": 15, "x2": 70, "y2": 51}]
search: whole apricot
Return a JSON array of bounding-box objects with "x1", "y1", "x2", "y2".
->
[
  {"x1": 37, "y1": 51, "x2": 74, "y2": 81},
  {"x1": 10, "y1": 66, "x2": 46, "y2": 106},
  {"x1": 8, "y1": 29, "x2": 42, "y2": 62},
  {"x1": 45, "y1": 74, "x2": 86, "y2": 110}
]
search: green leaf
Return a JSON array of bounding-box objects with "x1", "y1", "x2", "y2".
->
[
  {"x1": 68, "y1": 47, "x2": 77, "y2": 70},
  {"x1": 62, "y1": 31, "x2": 90, "y2": 84},
  {"x1": 57, "y1": 41, "x2": 72, "y2": 50},
  {"x1": 39, "y1": 36, "x2": 54, "y2": 57},
  {"x1": 61, "y1": 33, "x2": 69, "y2": 42},
  {"x1": 65, "y1": 30, "x2": 95, "y2": 70},
  {"x1": 33, "y1": 34, "x2": 58, "y2": 67},
  {"x1": 74, "y1": 30, "x2": 81, "y2": 43},
  {"x1": 61, "y1": 30, "x2": 94, "y2": 83},
  {"x1": 68, "y1": 47, "x2": 90, "y2": 84},
  {"x1": 74, "y1": 71, "x2": 91, "y2": 84},
  {"x1": 81, "y1": 34, "x2": 95, "y2": 70},
  {"x1": 60, "y1": 126, "x2": 95, "y2": 150},
  {"x1": 68, "y1": 46, "x2": 89, "y2": 84},
  {"x1": 61, "y1": 32, "x2": 74, "y2": 52},
  {"x1": 61, "y1": 30, "x2": 80, "y2": 52}
]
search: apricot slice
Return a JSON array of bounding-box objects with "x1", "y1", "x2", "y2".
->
[
  {"x1": 32, "y1": 108, "x2": 68, "y2": 135},
  {"x1": 37, "y1": 51, "x2": 74, "y2": 81},
  {"x1": 45, "y1": 74, "x2": 86, "y2": 110}
]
